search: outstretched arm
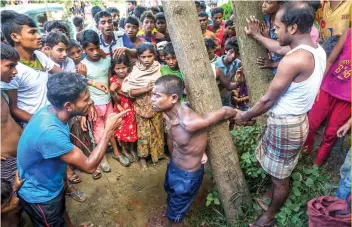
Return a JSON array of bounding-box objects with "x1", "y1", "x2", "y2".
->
[{"x1": 181, "y1": 106, "x2": 236, "y2": 132}]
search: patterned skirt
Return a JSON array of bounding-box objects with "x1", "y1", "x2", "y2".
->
[{"x1": 256, "y1": 113, "x2": 309, "y2": 179}]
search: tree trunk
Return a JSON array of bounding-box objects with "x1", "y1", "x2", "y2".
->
[
  {"x1": 162, "y1": 0, "x2": 251, "y2": 224},
  {"x1": 232, "y1": 1, "x2": 273, "y2": 118}
]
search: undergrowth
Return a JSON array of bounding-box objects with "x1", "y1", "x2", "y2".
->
[{"x1": 190, "y1": 125, "x2": 334, "y2": 227}]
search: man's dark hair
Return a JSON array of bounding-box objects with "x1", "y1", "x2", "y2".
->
[
  {"x1": 137, "y1": 42, "x2": 156, "y2": 56},
  {"x1": 125, "y1": 16, "x2": 139, "y2": 26},
  {"x1": 94, "y1": 10, "x2": 112, "y2": 24},
  {"x1": 127, "y1": 0, "x2": 137, "y2": 5},
  {"x1": 134, "y1": 5, "x2": 147, "y2": 19},
  {"x1": 119, "y1": 17, "x2": 126, "y2": 27},
  {"x1": 308, "y1": 1, "x2": 321, "y2": 13},
  {"x1": 1, "y1": 10, "x2": 37, "y2": 46},
  {"x1": 1, "y1": 179, "x2": 12, "y2": 205},
  {"x1": 200, "y1": 2, "x2": 206, "y2": 11},
  {"x1": 107, "y1": 7, "x2": 120, "y2": 15},
  {"x1": 47, "y1": 72, "x2": 87, "y2": 109},
  {"x1": 225, "y1": 20, "x2": 233, "y2": 28},
  {"x1": 149, "y1": 6, "x2": 160, "y2": 15},
  {"x1": 198, "y1": 11, "x2": 208, "y2": 18},
  {"x1": 204, "y1": 37, "x2": 216, "y2": 50},
  {"x1": 140, "y1": 10, "x2": 155, "y2": 23},
  {"x1": 46, "y1": 20, "x2": 70, "y2": 37},
  {"x1": 41, "y1": 34, "x2": 47, "y2": 46},
  {"x1": 163, "y1": 42, "x2": 175, "y2": 56},
  {"x1": 73, "y1": 16, "x2": 84, "y2": 28},
  {"x1": 280, "y1": 2, "x2": 314, "y2": 33},
  {"x1": 91, "y1": 6, "x2": 102, "y2": 18},
  {"x1": 111, "y1": 54, "x2": 130, "y2": 69},
  {"x1": 155, "y1": 12, "x2": 165, "y2": 21},
  {"x1": 43, "y1": 21, "x2": 52, "y2": 33},
  {"x1": 81, "y1": 30, "x2": 99, "y2": 48},
  {"x1": 45, "y1": 31, "x2": 69, "y2": 48},
  {"x1": 68, "y1": 39, "x2": 81, "y2": 51},
  {"x1": 155, "y1": 75, "x2": 184, "y2": 100},
  {"x1": 195, "y1": 1, "x2": 200, "y2": 6},
  {"x1": 211, "y1": 7, "x2": 224, "y2": 17},
  {"x1": 1, "y1": 43, "x2": 20, "y2": 60},
  {"x1": 225, "y1": 37, "x2": 239, "y2": 52}
]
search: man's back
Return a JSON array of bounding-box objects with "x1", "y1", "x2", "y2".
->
[{"x1": 17, "y1": 106, "x2": 73, "y2": 203}]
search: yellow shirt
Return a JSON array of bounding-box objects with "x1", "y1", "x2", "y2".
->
[{"x1": 316, "y1": 0, "x2": 351, "y2": 40}]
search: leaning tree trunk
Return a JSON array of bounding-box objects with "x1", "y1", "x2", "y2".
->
[
  {"x1": 232, "y1": 1, "x2": 273, "y2": 121},
  {"x1": 162, "y1": 0, "x2": 251, "y2": 224}
]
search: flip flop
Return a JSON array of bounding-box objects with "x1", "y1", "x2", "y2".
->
[
  {"x1": 100, "y1": 160, "x2": 111, "y2": 172},
  {"x1": 249, "y1": 218, "x2": 277, "y2": 227},
  {"x1": 92, "y1": 169, "x2": 102, "y2": 180},
  {"x1": 67, "y1": 172, "x2": 82, "y2": 184},
  {"x1": 66, "y1": 185, "x2": 87, "y2": 203},
  {"x1": 112, "y1": 154, "x2": 131, "y2": 167},
  {"x1": 122, "y1": 152, "x2": 134, "y2": 163}
]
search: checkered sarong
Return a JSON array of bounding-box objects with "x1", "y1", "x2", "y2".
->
[{"x1": 256, "y1": 113, "x2": 309, "y2": 179}]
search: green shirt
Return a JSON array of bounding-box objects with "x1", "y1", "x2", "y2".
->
[{"x1": 160, "y1": 65, "x2": 184, "y2": 82}]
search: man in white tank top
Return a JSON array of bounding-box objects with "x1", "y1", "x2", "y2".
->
[{"x1": 234, "y1": 2, "x2": 326, "y2": 226}]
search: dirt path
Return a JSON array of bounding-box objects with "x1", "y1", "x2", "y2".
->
[{"x1": 66, "y1": 154, "x2": 212, "y2": 227}]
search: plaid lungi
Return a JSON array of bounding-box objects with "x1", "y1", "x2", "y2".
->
[{"x1": 256, "y1": 113, "x2": 309, "y2": 179}]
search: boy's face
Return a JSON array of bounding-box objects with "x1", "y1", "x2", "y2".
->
[
  {"x1": 97, "y1": 16, "x2": 113, "y2": 36},
  {"x1": 158, "y1": 50, "x2": 165, "y2": 62},
  {"x1": 0, "y1": 58, "x2": 18, "y2": 83},
  {"x1": 225, "y1": 48, "x2": 236, "y2": 62},
  {"x1": 225, "y1": 25, "x2": 236, "y2": 37},
  {"x1": 199, "y1": 16, "x2": 208, "y2": 31},
  {"x1": 111, "y1": 12, "x2": 120, "y2": 25},
  {"x1": 138, "y1": 49, "x2": 155, "y2": 68},
  {"x1": 142, "y1": 18, "x2": 155, "y2": 33},
  {"x1": 127, "y1": 2, "x2": 135, "y2": 10},
  {"x1": 11, "y1": 25, "x2": 41, "y2": 50},
  {"x1": 207, "y1": 48, "x2": 215, "y2": 60},
  {"x1": 125, "y1": 23, "x2": 139, "y2": 39},
  {"x1": 151, "y1": 84, "x2": 177, "y2": 112},
  {"x1": 68, "y1": 46, "x2": 83, "y2": 65},
  {"x1": 49, "y1": 42, "x2": 68, "y2": 64},
  {"x1": 114, "y1": 63, "x2": 128, "y2": 78},
  {"x1": 212, "y1": 13, "x2": 223, "y2": 27},
  {"x1": 156, "y1": 19, "x2": 167, "y2": 33},
  {"x1": 164, "y1": 54, "x2": 178, "y2": 71},
  {"x1": 261, "y1": 1, "x2": 280, "y2": 16},
  {"x1": 84, "y1": 43, "x2": 101, "y2": 61}
]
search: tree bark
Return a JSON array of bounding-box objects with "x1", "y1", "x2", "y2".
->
[
  {"x1": 231, "y1": 1, "x2": 273, "y2": 117},
  {"x1": 162, "y1": 0, "x2": 251, "y2": 224}
]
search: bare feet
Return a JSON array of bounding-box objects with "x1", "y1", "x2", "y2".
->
[
  {"x1": 249, "y1": 215, "x2": 276, "y2": 227},
  {"x1": 140, "y1": 158, "x2": 148, "y2": 170}
]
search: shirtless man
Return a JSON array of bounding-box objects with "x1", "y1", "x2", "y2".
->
[
  {"x1": 151, "y1": 75, "x2": 237, "y2": 227},
  {"x1": 198, "y1": 12, "x2": 220, "y2": 54},
  {"x1": 0, "y1": 43, "x2": 22, "y2": 185}
]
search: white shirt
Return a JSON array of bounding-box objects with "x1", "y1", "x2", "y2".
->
[
  {"x1": 99, "y1": 30, "x2": 124, "y2": 57},
  {"x1": 270, "y1": 44, "x2": 326, "y2": 116},
  {"x1": 53, "y1": 57, "x2": 76, "y2": 72},
  {"x1": 0, "y1": 50, "x2": 54, "y2": 114}
]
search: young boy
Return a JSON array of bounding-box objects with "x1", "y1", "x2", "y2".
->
[
  {"x1": 198, "y1": 12, "x2": 220, "y2": 54},
  {"x1": 122, "y1": 16, "x2": 146, "y2": 49},
  {"x1": 138, "y1": 11, "x2": 165, "y2": 47},
  {"x1": 81, "y1": 30, "x2": 130, "y2": 176},
  {"x1": 95, "y1": 10, "x2": 136, "y2": 58},
  {"x1": 151, "y1": 75, "x2": 237, "y2": 226},
  {"x1": 72, "y1": 16, "x2": 84, "y2": 40},
  {"x1": 160, "y1": 42, "x2": 183, "y2": 81},
  {"x1": 155, "y1": 12, "x2": 170, "y2": 42},
  {"x1": 208, "y1": 7, "x2": 225, "y2": 55},
  {"x1": 46, "y1": 20, "x2": 71, "y2": 39},
  {"x1": 45, "y1": 31, "x2": 76, "y2": 72},
  {"x1": 106, "y1": 7, "x2": 120, "y2": 31}
]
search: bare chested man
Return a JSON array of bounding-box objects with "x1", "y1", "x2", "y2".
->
[
  {"x1": 151, "y1": 75, "x2": 237, "y2": 227},
  {"x1": 198, "y1": 12, "x2": 221, "y2": 54},
  {"x1": 0, "y1": 43, "x2": 22, "y2": 185}
]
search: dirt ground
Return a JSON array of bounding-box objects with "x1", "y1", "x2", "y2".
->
[{"x1": 65, "y1": 155, "x2": 212, "y2": 227}]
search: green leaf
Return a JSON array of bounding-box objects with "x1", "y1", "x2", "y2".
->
[
  {"x1": 305, "y1": 178, "x2": 314, "y2": 187},
  {"x1": 293, "y1": 181, "x2": 301, "y2": 187},
  {"x1": 291, "y1": 172, "x2": 302, "y2": 181},
  {"x1": 214, "y1": 198, "x2": 220, "y2": 205},
  {"x1": 292, "y1": 187, "x2": 301, "y2": 196},
  {"x1": 207, "y1": 193, "x2": 214, "y2": 201},
  {"x1": 206, "y1": 200, "x2": 211, "y2": 207},
  {"x1": 291, "y1": 203, "x2": 301, "y2": 212}
]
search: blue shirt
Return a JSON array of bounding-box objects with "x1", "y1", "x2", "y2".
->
[
  {"x1": 17, "y1": 106, "x2": 73, "y2": 203},
  {"x1": 264, "y1": 15, "x2": 283, "y2": 75}
]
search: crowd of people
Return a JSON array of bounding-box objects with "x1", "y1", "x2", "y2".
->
[{"x1": 0, "y1": 0, "x2": 350, "y2": 226}]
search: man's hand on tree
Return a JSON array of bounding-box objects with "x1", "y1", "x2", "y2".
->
[
  {"x1": 257, "y1": 56, "x2": 274, "y2": 69},
  {"x1": 245, "y1": 15, "x2": 262, "y2": 39}
]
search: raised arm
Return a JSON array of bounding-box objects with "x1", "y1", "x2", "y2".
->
[
  {"x1": 181, "y1": 106, "x2": 236, "y2": 132},
  {"x1": 5, "y1": 89, "x2": 32, "y2": 122},
  {"x1": 60, "y1": 110, "x2": 129, "y2": 173}
]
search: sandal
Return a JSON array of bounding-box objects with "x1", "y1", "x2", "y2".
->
[
  {"x1": 112, "y1": 154, "x2": 131, "y2": 167},
  {"x1": 67, "y1": 172, "x2": 82, "y2": 184},
  {"x1": 249, "y1": 217, "x2": 277, "y2": 227},
  {"x1": 78, "y1": 221, "x2": 94, "y2": 227},
  {"x1": 66, "y1": 185, "x2": 86, "y2": 203},
  {"x1": 100, "y1": 160, "x2": 112, "y2": 172},
  {"x1": 92, "y1": 168, "x2": 102, "y2": 180}
]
